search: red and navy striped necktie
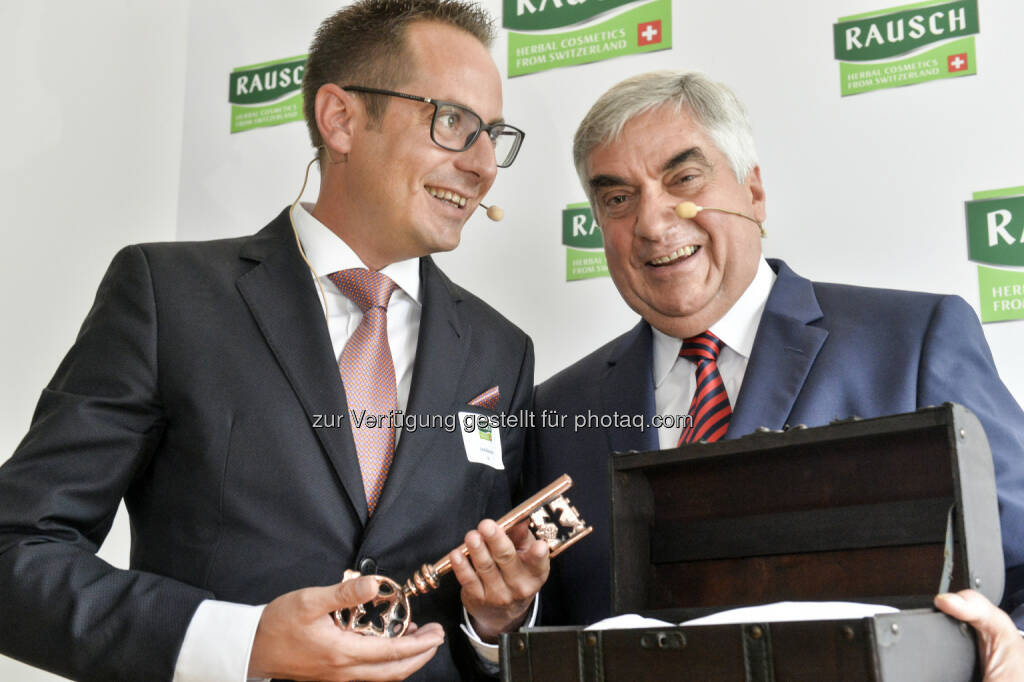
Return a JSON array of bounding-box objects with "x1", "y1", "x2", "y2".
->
[{"x1": 678, "y1": 331, "x2": 731, "y2": 445}]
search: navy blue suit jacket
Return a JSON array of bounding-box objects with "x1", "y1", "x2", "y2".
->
[{"x1": 529, "y1": 259, "x2": 1024, "y2": 628}]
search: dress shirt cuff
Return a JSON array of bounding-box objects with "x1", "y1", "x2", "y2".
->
[
  {"x1": 460, "y1": 597, "x2": 540, "y2": 667},
  {"x1": 173, "y1": 599, "x2": 267, "y2": 682}
]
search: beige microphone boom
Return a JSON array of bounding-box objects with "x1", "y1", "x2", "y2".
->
[{"x1": 674, "y1": 201, "x2": 765, "y2": 237}]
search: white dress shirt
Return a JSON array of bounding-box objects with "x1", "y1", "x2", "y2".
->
[
  {"x1": 174, "y1": 204, "x2": 521, "y2": 681},
  {"x1": 651, "y1": 257, "x2": 776, "y2": 449},
  {"x1": 291, "y1": 202, "x2": 423, "y2": 428}
]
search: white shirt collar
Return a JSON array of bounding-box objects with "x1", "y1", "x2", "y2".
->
[
  {"x1": 651, "y1": 257, "x2": 776, "y2": 387},
  {"x1": 290, "y1": 202, "x2": 422, "y2": 304}
]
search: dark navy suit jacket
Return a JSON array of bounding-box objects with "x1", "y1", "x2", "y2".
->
[
  {"x1": 529, "y1": 259, "x2": 1024, "y2": 628},
  {"x1": 0, "y1": 209, "x2": 534, "y2": 681}
]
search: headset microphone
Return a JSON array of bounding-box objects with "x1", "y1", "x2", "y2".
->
[
  {"x1": 478, "y1": 203, "x2": 504, "y2": 222},
  {"x1": 675, "y1": 201, "x2": 766, "y2": 237},
  {"x1": 287, "y1": 150, "x2": 506, "y2": 326}
]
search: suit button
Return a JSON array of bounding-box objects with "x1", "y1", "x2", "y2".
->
[{"x1": 358, "y1": 557, "x2": 377, "y2": 574}]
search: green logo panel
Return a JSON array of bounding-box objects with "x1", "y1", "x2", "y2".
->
[
  {"x1": 833, "y1": 0, "x2": 978, "y2": 62},
  {"x1": 965, "y1": 194, "x2": 1024, "y2": 267},
  {"x1": 562, "y1": 204, "x2": 603, "y2": 248},
  {"x1": 508, "y1": 0, "x2": 671, "y2": 77},
  {"x1": 503, "y1": 0, "x2": 640, "y2": 31},
  {"x1": 229, "y1": 57, "x2": 307, "y2": 105}
]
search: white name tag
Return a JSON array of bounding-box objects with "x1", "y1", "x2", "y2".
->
[{"x1": 458, "y1": 411, "x2": 504, "y2": 470}]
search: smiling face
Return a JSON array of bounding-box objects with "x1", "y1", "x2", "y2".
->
[
  {"x1": 586, "y1": 104, "x2": 766, "y2": 339},
  {"x1": 322, "y1": 20, "x2": 503, "y2": 269}
]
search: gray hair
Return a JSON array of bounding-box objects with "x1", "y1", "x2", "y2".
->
[{"x1": 572, "y1": 70, "x2": 758, "y2": 199}]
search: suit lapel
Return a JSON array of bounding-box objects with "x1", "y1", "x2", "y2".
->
[
  {"x1": 369, "y1": 257, "x2": 470, "y2": 521},
  {"x1": 236, "y1": 209, "x2": 369, "y2": 524},
  {"x1": 729, "y1": 259, "x2": 828, "y2": 436},
  {"x1": 601, "y1": 321, "x2": 660, "y2": 454}
]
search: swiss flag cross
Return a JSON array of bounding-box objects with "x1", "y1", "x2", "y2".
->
[
  {"x1": 637, "y1": 20, "x2": 662, "y2": 46},
  {"x1": 947, "y1": 53, "x2": 968, "y2": 72}
]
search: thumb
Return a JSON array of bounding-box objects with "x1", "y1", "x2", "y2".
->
[
  {"x1": 299, "y1": 575, "x2": 379, "y2": 616},
  {"x1": 332, "y1": 575, "x2": 381, "y2": 610},
  {"x1": 934, "y1": 592, "x2": 969, "y2": 617},
  {"x1": 934, "y1": 589, "x2": 1008, "y2": 632}
]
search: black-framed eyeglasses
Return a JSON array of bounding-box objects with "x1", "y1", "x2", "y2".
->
[{"x1": 343, "y1": 85, "x2": 525, "y2": 168}]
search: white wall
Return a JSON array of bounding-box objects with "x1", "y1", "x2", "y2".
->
[{"x1": 0, "y1": 2, "x2": 189, "y2": 679}]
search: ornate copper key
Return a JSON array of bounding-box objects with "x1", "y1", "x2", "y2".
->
[{"x1": 332, "y1": 473, "x2": 592, "y2": 637}]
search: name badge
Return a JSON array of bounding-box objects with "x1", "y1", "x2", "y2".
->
[{"x1": 458, "y1": 411, "x2": 504, "y2": 470}]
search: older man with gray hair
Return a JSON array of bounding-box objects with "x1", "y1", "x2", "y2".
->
[{"x1": 526, "y1": 70, "x2": 1024, "y2": 670}]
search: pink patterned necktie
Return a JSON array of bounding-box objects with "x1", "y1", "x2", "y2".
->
[
  {"x1": 327, "y1": 268, "x2": 399, "y2": 514},
  {"x1": 677, "y1": 331, "x2": 732, "y2": 445}
]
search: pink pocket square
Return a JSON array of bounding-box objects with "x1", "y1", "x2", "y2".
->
[{"x1": 468, "y1": 386, "x2": 500, "y2": 411}]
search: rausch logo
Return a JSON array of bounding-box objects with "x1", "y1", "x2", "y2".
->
[
  {"x1": 563, "y1": 203, "x2": 608, "y2": 281},
  {"x1": 229, "y1": 55, "x2": 307, "y2": 133},
  {"x1": 965, "y1": 185, "x2": 1024, "y2": 323},
  {"x1": 504, "y1": 0, "x2": 636, "y2": 31},
  {"x1": 833, "y1": 0, "x2": 979, "y2": 96},
  {"x1": 506, "y1": 0, "x2": 671, "y2": 77}
]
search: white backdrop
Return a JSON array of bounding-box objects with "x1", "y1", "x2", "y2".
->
[
  {"x1": 178, "y1": 0, "x2": 1024, "y2": 399},
  {"x1": 1, "y1": 3, "x2": 189, "y2": 680},
  {"x1": 2, "y1": 1, "x2": 1022, "y2": 680}
]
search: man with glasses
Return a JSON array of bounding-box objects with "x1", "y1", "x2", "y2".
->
[
  {"x1": 0, "y1": 1, "x2": 543, "y2": 680},
  {"x1": 339, "y1": 86, "x2": 524, "y2": 171}
]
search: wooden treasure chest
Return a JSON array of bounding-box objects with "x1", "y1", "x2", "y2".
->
[{"x1": 501, "y1": 404, "x2": 1001, "y2": 681}]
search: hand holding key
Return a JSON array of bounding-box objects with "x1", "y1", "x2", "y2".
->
[
  {"x1": 249, "y1": 575, "x2": 444, "y2": 681},
  {"x1": 333, "y1": 475, "x2": 591, "y2": 639},
  {"x1": 453, "y1": 517, "x2": 550, "y2": 642}
]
